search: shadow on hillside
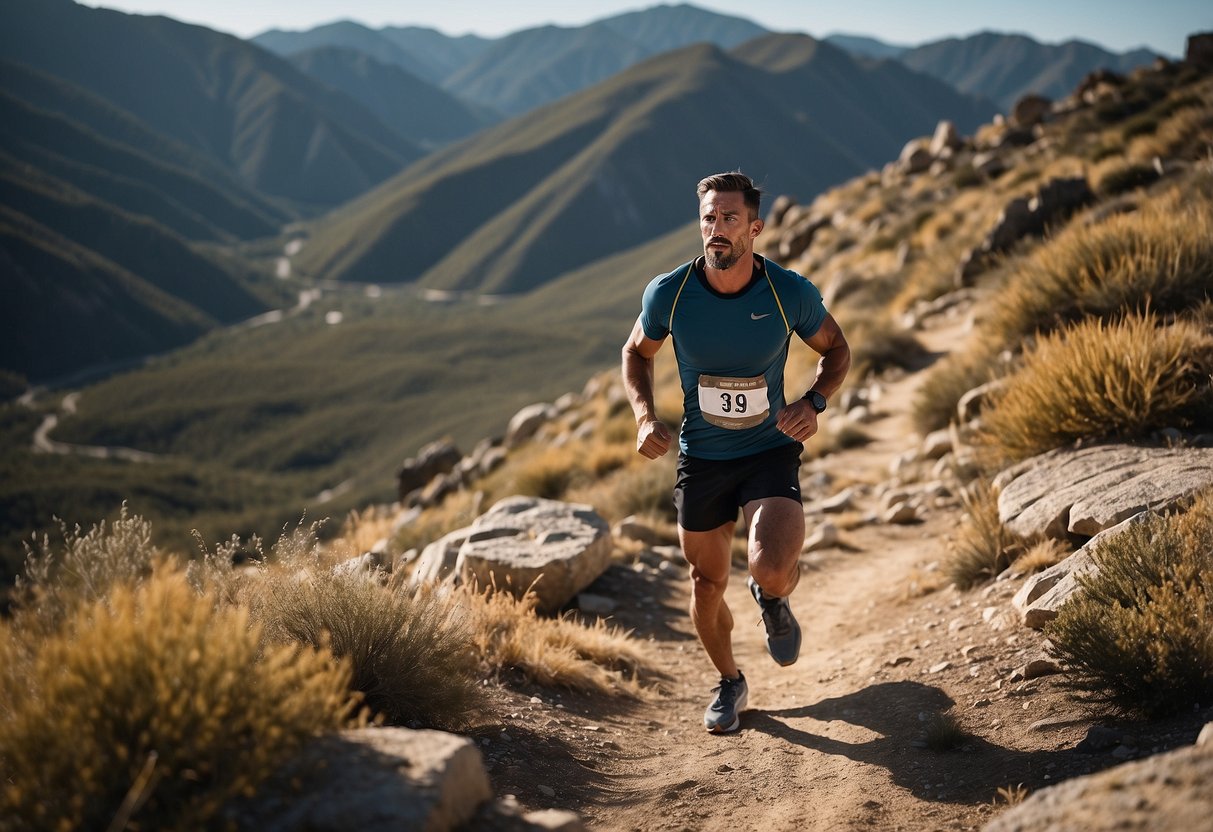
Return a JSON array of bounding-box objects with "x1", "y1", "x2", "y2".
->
[{"x1": 746, "y1": 681, "x2": 1124, "y2": 803}]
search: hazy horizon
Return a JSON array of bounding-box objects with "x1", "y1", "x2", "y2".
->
[{"x1": 76, "y1": 0, "x2": 1209, "y2": 57}]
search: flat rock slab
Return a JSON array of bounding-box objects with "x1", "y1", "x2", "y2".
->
[
  {"x1": 984, "y1": 742, "x2": 1213, "y2": 832},
  {"x1": 230, "y1": 727, "x2": 491, "y2": 831},
  {"x1": 998, "y1": 445, "x2": 1213, "y2": 540},
  {"x1": 459, "y1": 496, "x2": 612, "y2": 612}
]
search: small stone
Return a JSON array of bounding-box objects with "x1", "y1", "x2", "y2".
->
[
  {"x1": 576, "y1": 593, "x2": 617, "y2": 615},
  {"x1": 717, "y1": 764, "x2": 735, "y2": 773},
  {"x1": 1197, "y1": 722, "x2": 1213, "y2": 747},
  {"x1": 972, "y1": 698, "x2": 992, "y2": 708},
  {"x1": 929, "y1": 661, "x2": 952, "y2": 673},
  {"x1": 887, "y1": 656, "x2": 914, "y2": 667},
  {"x1": 538, "y1": 784, "x2": 557, "y2": 798}
]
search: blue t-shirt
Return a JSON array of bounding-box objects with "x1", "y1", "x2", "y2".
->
[{"x1": 640, "y1": 256, "x2": 827, "y2": 460}]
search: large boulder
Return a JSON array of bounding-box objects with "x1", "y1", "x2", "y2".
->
[
  {"x1": 230, "y1": 728, "x2": 492, "y2": 831},
  {"x1": 983, "y1": 739, "x2": 1213, "y2": 832},
  {"x1": 458, "y1": 497, "x2": 613, "y2": 612},
  {"x1": 998, "y1": 445, "x2": 1213, "y2": 540},
  {"x1": 1010, "y1": 93, "x2": 1052, "y2": 127}
]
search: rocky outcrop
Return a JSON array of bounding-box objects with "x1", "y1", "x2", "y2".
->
[
  {"x1": 997, "y1": 445, "x2": 1213, "y2": 541},
  {"x1": 957, "y1": 177, "x2": 1094, "y2": 284},
  {"x1": 983, "y1": 736, "x2": 1213, "y2": 832},
  {"x1": 1010, "y1": 512, "x2": 1151, "y2": 629},
  {"x1": 398, "y1": 439, "x2": 462, "y2": 502},
  {"x1": 507, "y1": 403, "x2": 558, "y2": 449},
  {"x1": 1187, "y1": 32, "x2": 1213, "y2": 70},
  {"x1": 459, "y1": 497, "x2": 613, "y2": 612}
]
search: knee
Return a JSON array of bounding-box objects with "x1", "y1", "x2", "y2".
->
[
  {"x1": 690, "y1": 568, "x2": 727, "y2": 603},
  {"x1": 748, "y1": 544, "x2": 799, "y2": 595}
]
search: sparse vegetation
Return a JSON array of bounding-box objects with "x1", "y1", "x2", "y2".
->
[
  {"x1": 0, "y1": 568, "x2": 355, "y2": 832},
  {"x1": 912, "y1": 339, "x2": 1003, "y2": 434},
  {"x1": 945, "y1": 480, "x2": 1024, "y2": 588},
  {"x1": 1048, "y1": 492, "x2": 1213, "y2": 716},
  {"x1": 457, "y1": 580, "x2": 651, "y2": 696},
  {"x1": 989, "y1": 192, "x2": 1213, "y2": 345},
  {"x1": 979, "y1": 312, "x2": 1213, "y2": 463},
  {"x1": 923, "y1": 709, "x2": 969, "y2": 751}
]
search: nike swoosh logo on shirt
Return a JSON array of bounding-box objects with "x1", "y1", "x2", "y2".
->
[{"x1": 751, "y1": 312, "x2": 771, "y2": 320}]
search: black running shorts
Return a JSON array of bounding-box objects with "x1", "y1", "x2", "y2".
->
[{"x1": 673, "y1": 442, "x2": 804, "y2": 532}]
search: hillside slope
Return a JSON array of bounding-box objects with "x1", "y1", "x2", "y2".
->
[
  {"x1": 296, "y1": 35, "x2": 994, "y2": 294},
  {"x1": 0, "y1": 0, "x2": 422, "y2": 207},
  {"x1": 288, "y1": 47, "x2": 497, "y2": 149},
  {"x1": 901, "y1": 31, "x2": 1161, "y2": 110}
]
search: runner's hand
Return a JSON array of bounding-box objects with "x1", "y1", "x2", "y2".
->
[
  {"x1": 776, "y1": 399, "x2": 820, "y2": 442},
  {"x1": 636, "y1": 419, "x2": 672, "y2": 459}
]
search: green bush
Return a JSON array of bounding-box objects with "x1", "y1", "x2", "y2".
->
[
  {"x1": 980, "y1": 312, "x2": 1213, "y2": 462},
  {"x1": 0, "y1": 570, "x2": 353, "y2": 832},
  {"x1": 1048, "y1": 493, "x2": 1213, "y2": 716}
]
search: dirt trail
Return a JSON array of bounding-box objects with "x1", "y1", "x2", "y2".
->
[{"x1": 480, "y1": 316, "x2": 1194, "y2": 831}]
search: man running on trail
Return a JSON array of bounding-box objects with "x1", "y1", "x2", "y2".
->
[{"x1": 621, "y1": 171, "x2": 851, "y2": 734}]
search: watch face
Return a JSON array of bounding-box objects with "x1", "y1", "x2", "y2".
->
[{"x1": 808, "y1": 391, "x2": 827, "y2": 412}]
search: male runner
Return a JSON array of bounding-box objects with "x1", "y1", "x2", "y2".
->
[{"x1": 621, "y1": 171, "x2": 850, "y2": 733}]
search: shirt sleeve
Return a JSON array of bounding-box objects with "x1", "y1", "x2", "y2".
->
[
  {"x1": 791, "y1": 273, "x2": 827, "y2": 340},
  {"x1": 639, "y1": 273, "x2": 672, "y2": 341}
]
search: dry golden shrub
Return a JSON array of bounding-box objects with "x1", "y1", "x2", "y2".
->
[
  {"x1": 945, "y1": 480, "x2": 1024, "y2": 589},
  {"x1": 247, "y1": 568, "x2": 488, "y2": 731},
  {"x1": 979, "y1": 312, "x2": 1213, "y2": 462},
  {"x1": 0, "y1": 569, "x2": 353, "y2": 832},
  {"x1": 990, "y1": 190, "x2": 1213, "y2": 344},
  {"x1": 455, "y1": 580, "x2": 652, "y2": 696}
]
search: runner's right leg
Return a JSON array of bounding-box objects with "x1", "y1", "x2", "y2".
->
[{"x1": 680, "y1": 522, "x2": 738, "y2": 678}]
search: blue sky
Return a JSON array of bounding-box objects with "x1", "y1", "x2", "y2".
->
[{"x1": 80, "y1": 0, "x2": 1209, "y2": 56}]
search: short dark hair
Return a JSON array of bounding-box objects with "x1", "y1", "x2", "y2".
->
[{"x1": 696, "y1": 171, "x2": 762, "y2": 219}]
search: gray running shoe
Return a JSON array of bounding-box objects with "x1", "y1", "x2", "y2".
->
[
  {"x1": 703, "y1": 671, "x2": 748, "y2": 733},
  {"x1": 748, "y1": 575, "x2": 801, "y2": 666}
]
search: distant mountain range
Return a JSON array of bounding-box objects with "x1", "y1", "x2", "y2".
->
[
  {"x1": 0, "y1": 0, "x2": 1163, "y2": 383},
  {"x1": 897, "y1": 32, "x2": 1162, "y2": 110},
  {"x1": 294, "y1": 34, "x2": 995, "y2": 294}
]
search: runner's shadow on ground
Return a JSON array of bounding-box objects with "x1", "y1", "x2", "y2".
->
[{"x1": 745, "y1": 681, "x2": 1121, "y2": 803}]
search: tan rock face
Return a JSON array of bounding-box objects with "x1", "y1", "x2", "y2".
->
[
  {"x1": 983, "y1": 741, "x2": 1213, "y2": 832},
  {"x1": 458, "y1": 496, "x2": 612, "y2": 612},
  {"x1": 998, "y1": 445, "x2": 1213, "y2": 541}
]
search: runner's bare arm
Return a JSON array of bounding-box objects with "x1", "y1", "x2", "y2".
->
[
  {"x1": 775, "y1": 313, "x2": 851, "y2": 441},
  {"x1": 802, "y1": 313, "x2": 851, "y2": 400},
  {"x1": 622, "y1": 315, "x2": 673, "y2": 459}
]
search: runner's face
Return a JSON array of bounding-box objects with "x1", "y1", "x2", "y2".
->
[{"x1": 700, "y1": 190, "x2": 758, "y2": 270}]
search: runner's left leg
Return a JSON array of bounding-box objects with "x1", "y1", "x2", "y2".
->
[{"x1": 742, "y1": 496, "x2": 804, "y2": 596}]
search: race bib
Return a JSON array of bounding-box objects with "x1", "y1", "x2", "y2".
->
[{"x1": 698, "y1": 374, "x2": 769, "y2": 430}]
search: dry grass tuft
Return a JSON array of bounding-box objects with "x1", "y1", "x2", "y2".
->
[
  {"x1": 912, "y1": 337, "x2": 1003, "y2": 435},
  {"x1": 247, "y1": 568, "x2": 488, "y2": 731},
  {"x1": 15, "y1": 504, "x2": 160, "y2": 632},
  {"x1": 990, "y1": 193, "x2": 1213, "y2": 345},
  {"x1": 1047, "y1": 491, "x2": 1213, "y2": 717},
  {"x1": 1013, "y1": 538, "x2": 1071, "y2": 575},
  {"x1": 995, "y1": 783, "x2": 1030, "y2": 806},
  {"x1": 0, "y1": 568, "x2": 354, "y2": 832},
  {"x1": 945, "y1": 480, "x2": 1024, "y2": 589},
  {"x1": 456, "y1": 580, "x2": 652, "y2": 697},
  {"x1": 924, "y1": 709, "x2": 969, "y2": 751},
  {"x1": 979, "y1": 311, "x2": 1213, "y2": 462}
]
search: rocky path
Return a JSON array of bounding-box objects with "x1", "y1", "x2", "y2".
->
[{"x1": 479, "y1": 317, "x2": 1191, "y2": 830}]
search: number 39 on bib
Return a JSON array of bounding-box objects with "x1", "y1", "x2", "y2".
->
[{"x1": 698, "y1": 374, "x2": 770, "y2": 430}]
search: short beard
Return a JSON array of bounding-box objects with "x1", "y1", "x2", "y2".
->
[{"x1": 705, "y1": 244, "x2": 744, "y2": 271}]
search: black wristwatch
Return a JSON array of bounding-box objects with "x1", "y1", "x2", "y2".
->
[{"x1": 804, "y1": 390, "x2": 827, "y2": 413}]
